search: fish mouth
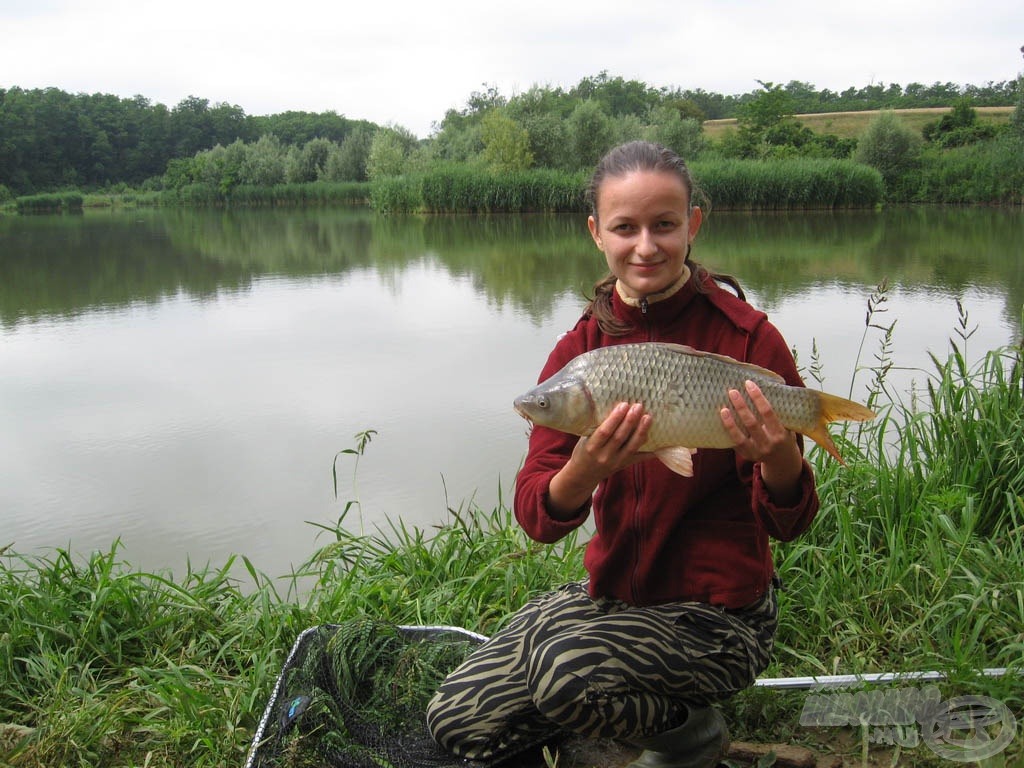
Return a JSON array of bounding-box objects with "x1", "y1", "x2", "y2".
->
[{"x1": 513, "y1": 398, "x2": 532, "y2": 422}]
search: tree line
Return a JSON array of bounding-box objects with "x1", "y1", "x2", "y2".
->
[{"x1": 0, "y1": 72, "x2": 1020, "y2": 195}]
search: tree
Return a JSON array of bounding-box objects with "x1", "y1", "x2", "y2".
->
[
  {"x1": 480, "y1": 110, "x2": 533, "y2": 173},
  {"x1": 644, "y1": 106, "x2": 706, "y2": 159},
  {"x1": 366, "y1": 125, "x2": 418, "y2": 179},
  {"x1": 240, "y1": 134, "x2": 286, "y2": 186},
  {"x1": 567, "y1": 100, "x2": 614, "y2": 170},
  {"x1": 324, "y1": 125, "x2": 374, "y2": 182},
  {"x1": 854, "y1": 110, "x2": 922, "y2": 196}
]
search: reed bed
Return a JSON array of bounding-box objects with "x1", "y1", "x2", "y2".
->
[
  {"x1": 161, "y1": 181, "x2": 371, "y2": 208},
  {"x1": 367, "y1": 160, "x2": 882, "y2": 214},
  {"x1": 691, "y1": 158, "x2": 884, "y2": 210},
  {"x1": 2, "y1": 298, "x2": 1022, "y2": 766},
  {"x1": 14, "y1": 192, "x2": 84, "y2": 214}
]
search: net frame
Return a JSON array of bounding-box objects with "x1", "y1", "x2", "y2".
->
[{"x1": 244, "y1": 623, "x2": 491, "y2": 768}]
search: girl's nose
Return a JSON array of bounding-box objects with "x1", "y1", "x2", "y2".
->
[{"x1": 635, "y1": 228, "x2": 658, "y2": 256}]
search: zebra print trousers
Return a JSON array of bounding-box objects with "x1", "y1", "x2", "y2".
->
[{"x1": 426, "y1": 579, "x2": 778, "y2": 761}]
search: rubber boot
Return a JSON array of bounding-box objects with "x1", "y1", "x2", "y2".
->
[{"x1": 625, "y1": 705, "x2": 729, "y2": 768}]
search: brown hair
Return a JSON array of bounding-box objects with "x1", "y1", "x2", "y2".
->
[{"x1": 583, "y1": 141, "x2": 745, "y2": 335}]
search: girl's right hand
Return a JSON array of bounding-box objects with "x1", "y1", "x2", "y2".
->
[{"x1": 546, "y1": 403, "x2": 651, "y2": 519}]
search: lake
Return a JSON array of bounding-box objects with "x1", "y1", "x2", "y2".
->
[{"x1": 1, "y1": 206, "x2": 1021, "y2": 580}]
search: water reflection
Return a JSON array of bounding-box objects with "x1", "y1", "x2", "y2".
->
[{"x1": 3, "y1": 207, "x2": 1022, "y2": 332}]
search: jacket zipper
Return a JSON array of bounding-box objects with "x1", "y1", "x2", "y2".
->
[{"x1": 630, "y1": 301, "x2": 655, "y2": 603}]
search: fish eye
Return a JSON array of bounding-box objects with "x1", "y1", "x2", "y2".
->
[{"x1": 537, "y1": 396, "x2": 549, "y2": 408}]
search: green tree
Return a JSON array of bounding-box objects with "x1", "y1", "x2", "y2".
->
[
  {"x1": 367, "y1": 125, "x2": 418, "y2": 179},
  {"x1": 853, "y1": 110, "x2": 922, "y2": 197},
  {"x1": 240, "y1": 134, "x2": 286, "y2": 186},
  {"x1": 644, "y1": 106, "x2": 706, "y2": 159},
  {"x1": 324, "y1": 125, "x2": 373, "y2": 181},
  {"x1": 480, "y1": 110, "x2": 533, "y2": 172},
  {"x1": 518, "y1": 112, "x2": 569, "y2": 170},
  {"x1": 567, "y1": 100, "x2": 614, "y2": 170}
]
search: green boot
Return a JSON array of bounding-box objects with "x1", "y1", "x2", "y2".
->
[{"x1": 625, "y1": 705, "x2": 729, "y2": 768}]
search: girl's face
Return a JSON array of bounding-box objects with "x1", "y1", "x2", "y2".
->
[{"x1": 587, "y1": 169, "x2": 703, "y2": 299}]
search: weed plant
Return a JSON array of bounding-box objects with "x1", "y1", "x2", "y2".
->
[{"x1": 1, "y1": 292, "x2": 1022, "y2": 766}]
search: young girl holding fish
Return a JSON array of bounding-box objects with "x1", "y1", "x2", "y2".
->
[{"x1": 427, "y1": 141, "x2": 821, "y2": 768}]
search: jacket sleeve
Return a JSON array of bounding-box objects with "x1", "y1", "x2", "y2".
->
[
  {"x1": 512, "y1": 335, "x2": 593, "y2": 544},
  {"x1": 741, "y1": 320, "x2": 821, "y2": 542}
]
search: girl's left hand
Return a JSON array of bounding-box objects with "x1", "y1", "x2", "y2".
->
[
  {"x1": 720, "y1": 380, "x2": 803, "y2": 503},
  {"x1": 719, "y1": 380, "x2": 792, "y2": 463}
]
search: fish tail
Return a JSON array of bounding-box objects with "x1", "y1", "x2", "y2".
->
[
  {"x1": 802, "y1": 391, "x2": 877, "y2": 464},
  {"x1": 817, "y1": 390, "x2": 877, "y2": 424}
]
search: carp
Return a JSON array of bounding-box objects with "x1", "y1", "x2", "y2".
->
[{"x1": 513, "y1": 342, "x2": 875, "y2": 477}]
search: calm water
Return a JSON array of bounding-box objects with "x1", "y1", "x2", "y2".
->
[{"x1": 1, "y1": 207, "x2": 1021, "y2": 579}]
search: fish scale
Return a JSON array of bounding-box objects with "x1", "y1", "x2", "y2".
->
[{"x1": 514, "y1": 342, "x2": 875, "y2": 476}]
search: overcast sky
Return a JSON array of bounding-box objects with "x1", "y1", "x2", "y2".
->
[{"x1": 2, "y1": 0, "x2": 1022, "y2": 137}]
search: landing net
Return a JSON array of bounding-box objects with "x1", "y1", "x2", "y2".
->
[{"x1": 245, "y1": 620, "x2": 540, "y2": 768}]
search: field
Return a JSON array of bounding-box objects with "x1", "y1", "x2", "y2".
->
[{"x1": 703, "y1": 106, "x2": 1015, "y2": 141}]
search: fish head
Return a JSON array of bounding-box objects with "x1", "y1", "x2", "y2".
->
[{"x1": 513, "y1": 373, "x2": 595, "y2": 436}]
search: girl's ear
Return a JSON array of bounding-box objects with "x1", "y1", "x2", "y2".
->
[
  {"x1": 587, "y1": 216, "x2": 603, "y2": 250},
  {"x1": 688, "y1": 206, "x2": 703, "y2": 243}
]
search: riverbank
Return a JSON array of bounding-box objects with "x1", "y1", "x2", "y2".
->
[{"x1": 2, "y1": 310, "x2": 1022, "y2": 766}]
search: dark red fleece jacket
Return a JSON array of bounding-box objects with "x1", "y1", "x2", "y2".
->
[{"x1": 512, "y1": 273, "x2": 820, "y2": 609}]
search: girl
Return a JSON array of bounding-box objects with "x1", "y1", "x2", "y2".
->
[{"x1": 427, "y1": 141, "x2": 819, "y2": 768}]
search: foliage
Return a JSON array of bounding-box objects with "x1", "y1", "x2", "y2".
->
[
  {"x1": 366, "y1": 125, "x2": 419, "y2": 180},
  {"x1": 922, "y1": 98, "x2": 1000, "y2": 147},
  {"x1": 853, "y1": 110, "x2": 923, "y2": 196},
  {"x1": 905, "y1": 133, "x2": 1024, "y2": 205},
  {"x1": 718, "y1": 82, "x2": 857, "y2": 160},
  {"x1": 3, "y1": 78, "x2": 1020, "y2": 206},
  {"x1": 566, "y1": 100, "x2": 616, "y2": 170},
  {"x1": 642, "y1": 107, "x2": 707, "y2": 159},
  {"x1": 480, "y1": 110, "x2": 534, "y2": 173}
]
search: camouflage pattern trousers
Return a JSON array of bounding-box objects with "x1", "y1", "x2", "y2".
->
[{"x1": 426, "y1": 578, "x2": 779, "y2": 761}]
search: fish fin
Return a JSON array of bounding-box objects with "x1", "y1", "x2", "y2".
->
[
  {"x1": 658, "y1": 343, "x2": 786, "y2": 383},
  {"x1": 804, "y1": 391, "x2": 878, "y2": 464},
  {"x1": 655, "y1": 446, "x2": 697, "y2": 477}
]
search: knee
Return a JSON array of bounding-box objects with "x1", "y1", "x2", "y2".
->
[{"x1": 524, "y1": 633, "x2": 597, "y2": 722}]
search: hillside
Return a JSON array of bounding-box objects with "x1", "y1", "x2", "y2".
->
[{"x1": 702, "y1": 105, "x2": 1015, "y2": 141}]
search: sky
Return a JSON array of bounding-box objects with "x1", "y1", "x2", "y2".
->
[{"x1": 2, "y1": 0, "x2": 1022, "y2": 138}]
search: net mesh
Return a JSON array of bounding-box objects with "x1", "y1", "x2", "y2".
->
[{"x1": 245, "y1": 620, "x2": 553, "y2": 768}]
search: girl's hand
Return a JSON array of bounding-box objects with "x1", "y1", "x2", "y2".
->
[
  {"x1": 720, "y1": 380, "x2": 803, "y2": 504},
  {"x1": 547, "y1": 402, "x2": 651, "y2": 518}
]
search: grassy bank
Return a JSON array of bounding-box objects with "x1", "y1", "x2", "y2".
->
[{"x1": 2, "y1": 295, "x2": 1023, "y2": 766}]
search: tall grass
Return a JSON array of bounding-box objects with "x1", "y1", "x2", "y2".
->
[
  {"x1": 161, "y1": 181, "x2": 371, "y2": 208},
  {"x1": 691, "y1": 158, "x2": 884, "y2": 210},
  {"x1": 14, "y1": 192, "x2": 84, "y2": 214},
  {"x1": 367, "y1": 160, "x2": 883, "y2": 214},
  {"x1": 2, "y1": 299, "x2": 1022, "y2": 765}
]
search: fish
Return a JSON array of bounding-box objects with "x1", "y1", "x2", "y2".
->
[{"x1": 513, "y1": 342, "x2": 876, "y2": 477}]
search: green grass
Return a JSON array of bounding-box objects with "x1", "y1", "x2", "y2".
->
[{"x1": 2, "y1": 295, "x2": 1023, "y2": 766}]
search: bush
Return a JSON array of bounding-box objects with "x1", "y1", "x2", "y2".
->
[{"x1": 853, "y1": 110, "x2": 923, "y2": 199}]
